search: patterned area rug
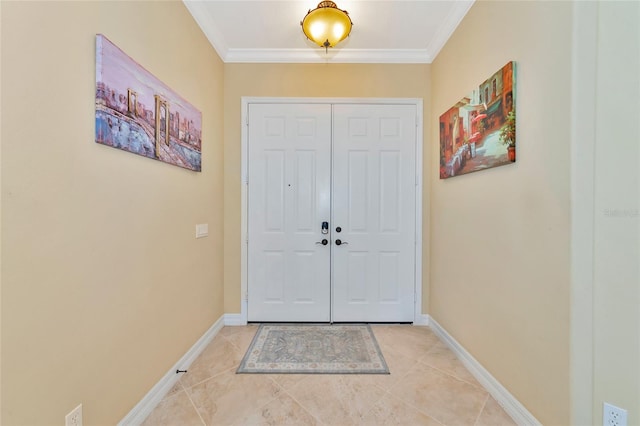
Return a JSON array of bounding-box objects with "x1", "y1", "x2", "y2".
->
[{"x1": 237, "y1": 324, "x2": 389, "y2": 374}]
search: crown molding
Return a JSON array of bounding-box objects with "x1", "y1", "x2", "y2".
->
[
  {"x1": 225, "y1": 48, "x2": 432, "y2": 64},
  {"x1": 183, "y1": 0, "x2": 229, "y2": 60},
  {"x1": 426, "y1": 0, "x2": 475, "y2": 62}
]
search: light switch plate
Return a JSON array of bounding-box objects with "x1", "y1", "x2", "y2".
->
[{"x1": 196, "y1": 224, "x2": 209, "y2": 238}]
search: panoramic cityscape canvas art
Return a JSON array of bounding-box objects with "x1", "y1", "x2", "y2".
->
[
  {"x1": 439, "y1": 61, "x2": 516, "y2": 179},
  {"x1": 95, "y1": 34, "x2": 202, "y2": 171}
]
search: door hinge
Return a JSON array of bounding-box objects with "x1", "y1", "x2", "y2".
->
[{"x1": 415, "y1": 174, "x2": 419, "y2": 186}]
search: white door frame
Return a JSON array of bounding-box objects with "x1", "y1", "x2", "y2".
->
[{"x1": 240, "y1": 97, "x2": 424, "y2": 324}]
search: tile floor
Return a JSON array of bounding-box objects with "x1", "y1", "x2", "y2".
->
[{"x1": 141, "y1": 325, "x2": 517, "y2": 426}]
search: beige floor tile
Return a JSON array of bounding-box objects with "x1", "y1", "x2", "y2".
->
[
  {"x1": 141, "y1": 390, "x2": 204, "y2": 426},
  {"x1": 219, "y1": 324, "x2": 259, "y2": 337},
  {"x1": 375, "y1": 342, "x2": 420, "y2": 390},
  {"x1": 289, "y1": 374, "x2": 386, "y2": 425},
  {"x1": 389, "y1": 363, "x2": 488, "y2": 426},
  {"x1": 371, "y1": 325, "x2": 440, "y2": 360},
  {"x1": 165, "y1": 381, "x2": 184, "y2": 398},
  {"x1": 234, "y1": 393, "x2": 318, "y2": 425},
  {"x1": 359, "y1": 393, "x2": 444, "y2": 426},
  {"x1": 268, "y1": 374, "x2": 311, "y2": 391},
  {"x1": 180, "y1": 335, "x2": 243, "y2": 388},
  {"x1": 475, "y1": 397, "x2": 517, "y2": 426},
  {"x1": 186, "y1": 369, "x2": 282, "y2": 425},
  {"x1": 372, "y1": 324, "x2": 438, "y2": 340},
  {"x1": 220, "y1": 325, "x2": 259, "y2": 353},
  {"x1": 421, "y1": 341, "x2": 483, "y2": 389}
]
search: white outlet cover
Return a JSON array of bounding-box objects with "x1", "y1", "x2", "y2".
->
[
  {"x1": 65, "y1": 404, "x2": 83, "y2": 426},
  {"x1": 603, "y1": 402, "x2": 627, "y2": 426}
]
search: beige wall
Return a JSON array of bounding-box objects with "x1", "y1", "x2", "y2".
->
[
  {"x1": 0, "y1": 2, "x2": 3, "y2": 418},
  {"x1": 223, "y1": 63, "x2": 431, "y2": 314},
  {"x1": 0, "y1": 2, "x2": 224, "y2": 424},
  {"x1": 429, "y1": 2, "x2": 572, "y2": 424},
  {"x1": 591, "y1": 1, "x2": 640, "y2": 423}
]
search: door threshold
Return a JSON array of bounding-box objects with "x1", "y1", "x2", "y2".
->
[{"x1": 247, "y1": 321, "x2": 414, "y2": 325}]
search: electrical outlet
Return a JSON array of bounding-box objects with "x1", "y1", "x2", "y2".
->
[
  {"x1": 603, "y1": 402, "x2": 627, "y2": 426},
  {"x1": 65, "y1": 404, "x2": 83, "y2": 426}
]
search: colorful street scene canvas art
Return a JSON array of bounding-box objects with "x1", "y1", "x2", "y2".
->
[
  {"x1": 95, "y1": 34, "x2": 202, "y2": 171},
  {"x1": 439, "y1": 61, "x2": 516, "y2": 179}
]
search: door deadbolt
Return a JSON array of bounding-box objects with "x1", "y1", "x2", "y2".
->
[{"x1": 321, "y1": 221, "x2": 329, "y2": 234}]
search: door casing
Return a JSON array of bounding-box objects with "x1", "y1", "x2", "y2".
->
[{"x1": 239, "y1": 97, "x2": 424, "y2": 324}]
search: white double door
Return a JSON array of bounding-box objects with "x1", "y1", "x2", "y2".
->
[{"x1": 248, "y1": 102, "x2": 416, "y2": 322}]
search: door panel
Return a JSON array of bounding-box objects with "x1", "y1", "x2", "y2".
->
[
  {"x1": 379, "y1": 251, "x2": 400, "y2": 302},
  {"x1": 248, "y1": 104, "x2": 331, "y2": 322},
  {"x1": 380, "y1": 151, "x2": 401, "y2": 232},
  {"x1": 348, "y1": 151, "x2": 369, "y2": 231},
  {"x1": 347, "y1": 251, "x2": 368, "y2": 302},
  {"x1": 264, "y1": 251, "x2": 285, "y2": 301},
  {"x1": 332, "y1": 104, "x2": 417, "y2": 322},
  {"x1": 264, "y1": 150, "x2": 285, "y2": 231},
  {"x1": 294, "y1": 151, "x2": 316, "y2": 231}
]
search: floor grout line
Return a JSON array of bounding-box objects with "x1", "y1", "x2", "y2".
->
[
  {"x1": 180, "y1": 364, "x2": 238, "y2": 392},
  {"x1": 220, "y1": 329, "x2": 256, "y2": 354},
  {"x1": 232, "y1": 381, "x2": 286, "y2": 425},
  {"x1": 386, "y1": 390, "x2": 448, "y2": 426},
  {"x1": 473, "y1": 393, "x2": 491, "y2": 426},
  {"x1": 182, "y1": 383, "x2": 208, "y2": 426},
  {"x1": 417, "y1": 358, "x2": 488, "y2": 392},
  {"x1": 276, "y1": 377, "x2": 327, "y2": 425},
  {"x1": 384, "y1": 359, "x2": 421, "y2": 396}
]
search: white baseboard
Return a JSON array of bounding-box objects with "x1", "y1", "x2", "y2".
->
[
  {"x1": 428, "y1": 316, "x2": 541, "y2": 426},
  {"x1": 118, "y1": 315, "x2": 225, "y2": 425},
  {"x1": 413, "y1": 314, "x2": 430, "y2": 326},
  {"x1": 224, "y1": 313, "x2": 246, "y2": 326}
]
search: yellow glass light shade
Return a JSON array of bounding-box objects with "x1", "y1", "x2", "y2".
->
[{"x1": 301, "y1": 1, "x2": 352, "y2": 50}]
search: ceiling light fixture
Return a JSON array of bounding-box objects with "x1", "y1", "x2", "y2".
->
[{"x1": 301, "y1": 1, "x2": 353, "y2": 53}]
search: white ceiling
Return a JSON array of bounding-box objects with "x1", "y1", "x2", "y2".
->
[{"x1": 183, "y1": 0, "x2": 474, "y2": 64}]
